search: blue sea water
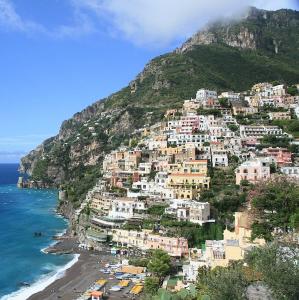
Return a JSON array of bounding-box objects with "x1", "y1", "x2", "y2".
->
[{"x1": 0, "y1": 164, "x2": 75, "y2": 299}]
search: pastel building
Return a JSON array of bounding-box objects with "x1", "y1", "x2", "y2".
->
[
  {"x1": 268, "y1": 111, "x2": 291, "y2": 120},
  {"x1": 261, "y1": 147, "x2": 292, "y2": 167},
  {"x1": 167, "y1": 160, "x2": 210, "y2": 197},
  {"x1": 111, "y1": 229, "x2": 189, "y2": 257},
  {"x1": 235, "y1": 159, "x2": 270, "y2": 185}
]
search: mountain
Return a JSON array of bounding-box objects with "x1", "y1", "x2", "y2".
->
[{"x1": 20, "y1": 7, "x2": 299, "y2": 206}]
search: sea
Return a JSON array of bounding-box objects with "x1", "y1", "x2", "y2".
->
[{"x1": 0, "y1": 164, "x2": 77, "y2": 299}]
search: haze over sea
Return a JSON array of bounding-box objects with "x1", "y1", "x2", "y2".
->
[{"x1": 0, "y1": 164, "x2": 75, "y2": 299}]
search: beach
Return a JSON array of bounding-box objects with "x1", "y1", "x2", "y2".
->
[{"x1": 28, "y1": 238, "x2": 137, "y2": 300}]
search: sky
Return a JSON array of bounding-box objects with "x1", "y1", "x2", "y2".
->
[{"x1": 0, "y1": 0, "x2": 298, "y2": 163}]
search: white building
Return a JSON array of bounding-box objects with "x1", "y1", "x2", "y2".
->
[
  {"x1": 138, "y1": 163, "x2": 152, "y2": 175},
  {"x1": 272, "y1": 84, "x2": 286, "y2": 97},
  {"x1": 280, "y1": 166, "x2": 299, "y2": 179},
  {"x1": 211, "y1": 150, "x2": 229, "y2": 167},
  {"x1": 183, "y1": 260, "x2": 206, "y2": 282},
  {"x1": 239, "y1": 125, "x2": 283, "y2": 138},
  {"x1": 148, "y1": 138, "x2": 168, "y2": 151},
  {"x1": 165, "y1": 200, "x2": 213, "y2": 225},
  {"x1": 155, "y1": 172, "x2": 168, "y2": 188},
  {"x1": 196, "y1": 89, "x2": 217, "y2": 102},
  {"x1": 168, "y1": 134, "x2": 210, "y2": 147},
  {"x1": 219, "y1": 91, "x2": 240, "y2": 101},
  {"x1": 108, "y1": 199, "x2": 147, "y2": 220}
]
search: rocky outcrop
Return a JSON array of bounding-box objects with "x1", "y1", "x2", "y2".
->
[{"x1": 177, "y1": 7, "x2": 299, "y2": 54}]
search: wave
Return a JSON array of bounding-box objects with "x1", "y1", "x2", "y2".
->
[
  {"x1": 0, "y1": 254, "x2": 80, "y2": 300},
  {"x1": 40, "y1": 228, "x2": 67, "y2": 254}
]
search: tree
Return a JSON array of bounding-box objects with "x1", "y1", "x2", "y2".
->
[
  {"x1": 196, "y1": 263, "x2": 249, "y2": 300},
  {"x1": 147, "y1": 249, "x2": 172, "y2": 278},
  {"x1": 251, "y1": 178, "x2": 299, "y2": 240},
  {"x1": 144, "y1": 276, "x2": 160, "y2": 295},
  {"x1": 287, "y1": 86, "x2": 299, "y2": 96},
  {"x1": 218, "y1": 97, "x2": 230, "y2": 108},
  {"x1": 246, "y1": 243, "x2": 299, "y2": 300},
  {"x1": 228, "y1": 124, "x2": 239, "y2": 132},
  {"x1": 148, "y1": 205, "x2": 167, "y2": 216}
]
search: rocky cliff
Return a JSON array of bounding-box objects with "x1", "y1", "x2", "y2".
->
[{"x1": 20, "y1": 7, "x2": 299, "y2": 206}]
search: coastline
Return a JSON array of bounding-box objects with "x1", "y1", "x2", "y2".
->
[{"x1": 0, "y1": 236, "x2": 80, "y2": 300}]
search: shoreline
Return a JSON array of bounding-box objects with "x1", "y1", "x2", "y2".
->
[
  {"x1": 27, "y1": 245, "x2": 131, "y2": 300},
  {"x1": 0, "y1": 236, "x2": 80, "y2": 300}
]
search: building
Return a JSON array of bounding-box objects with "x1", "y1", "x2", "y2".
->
[
  {"x1": 167, "y1": 160, "x2": 210, "y2": 199},
  {"x1": 272, "y1": 84, "x2": 286, "y2": 97},
  {"x1": 239, "y1": 125, "x2": 283, "y2": 138},
  {"x1": 261, "y1": 147, "x2": 292, "y2": 167},
  {"x1": 211, "y1": 150, "x2": 228, "y2": 167},
  {"x1": 166, "y1": 199, "x2": 214, "y2": 225},
  {"x1": 108, "y1": 198, "x2": 147, "y2": 220},
  {"x1": 90, "y1": 192, "x2": 114, "y2": 214},
  {"x1": 232, "y1": 106, "x2": 258, "y2": 116},
  {"x1": 235, "y1": 159, "x2": 270, "y2": 185},
  {"x1": 148, "y1": 136, "x2": 168, "y2": 150},
  {"x1": 197, "y1": 212, "x2": 265, "y2": 270},
  {"x1": 280, "y1": 166, "x2": 299, "y2": 179},
  {"x1": 219, "y1": 91, "x2": 240, "y2": 101},
  {"x1": 268, "y1": 111, "x2": 291, "y2": 120},
  {"x1": 111, "y1": 229, "x2": 189, "y2": 257},
  {"x1": 183, "y1": 100, "x2": 201, "y2": 114},
  {"x1": 196, "y1": 89, "x2": 217, "y2": 102}
]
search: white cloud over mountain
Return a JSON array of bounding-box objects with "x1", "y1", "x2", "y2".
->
[
  {"x1": 74, "y1": 0, "x2": 298, "y2": 46},
  {"x1": 0, "y1": 0, "x2": 297, "y2": 45}
]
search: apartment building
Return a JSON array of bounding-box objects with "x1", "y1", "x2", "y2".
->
[
  {"x1": 239, "y1": 125, "x2": 283, "y2": 138},
  {"x1": 268, "y1": 111, "x2": 291, "y2": 120},
  {"x1": 111, "y1": 229, "x2": 189, "y2": 257},
  {"x1": 108, "y1": 198, "x2": 147, "y2": 220},
  {"x1": 261, "y1": 147, "x2": 292, "y2": 166},
  {"x1": 211, "y1": 150, "x2": 229, "y2": 167},
  {"x1": 196, "y1": 89, "x2": 217, "y2": 102},
  {"x1": 235, "y1": 159, "x2": 270, "y2": 185}
]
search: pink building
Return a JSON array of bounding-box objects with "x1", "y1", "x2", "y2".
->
[
  {"x1": 112, "y1": 229, "x2": 189, "y2": 257},
  {"x1": 261, "y1": 147, "x2": 292, "y2": 167},
  {"x1": 235, "y1": 160, "x2": 270, "y2": 185},
  {"x1": 179, "y1": 115, "x2": 200, "y2": 134}
]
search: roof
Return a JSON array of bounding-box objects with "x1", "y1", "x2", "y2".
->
[
  {"x1": 91, "y1": 291, "x2": 103, "y2": 297},
  {"x1": 121, "y1": 265, "x2": 145, "y2": 274},
  {"x1": 96, "y1": 279, "x2": 107, "y2": 286},
  {"x1": 131, "y1": 284, "x2": 144, "y2": 294},
  {"x1": 119, "y1": 280, "x2": 130, "y2": 287}
]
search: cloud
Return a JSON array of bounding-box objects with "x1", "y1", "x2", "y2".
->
[
  {"x1": 74, "y1": 0, "x2": 298, "y2": 47},
  {"x1": 0, "y1": 0, "x2": 94, "y2": 38},
  {"x1": 0, "y1": 0, "x2": 297, "y2": 44},
  {"x1": 0, "y1": 0, "x2": 44, "y2": 33}
]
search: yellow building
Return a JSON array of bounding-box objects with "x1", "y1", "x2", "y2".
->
[
  {"x1": 204, "y1": 212, "x2": 266, "y2": 269},
  {"x1": 167, "y1": 160, "x2": 210, "y2": 199}
]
